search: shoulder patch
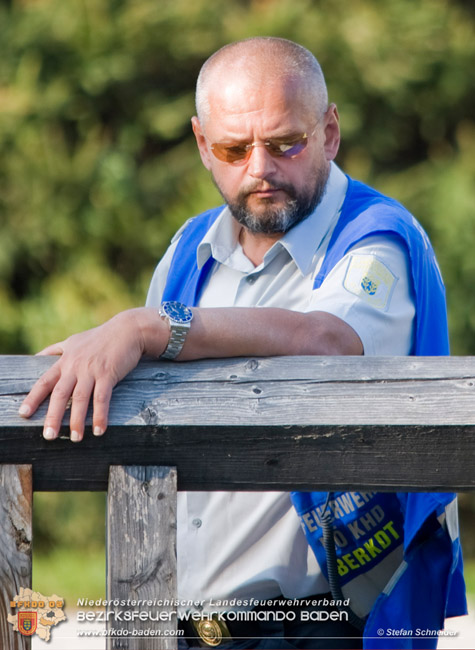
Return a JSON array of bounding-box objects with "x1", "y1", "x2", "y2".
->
[{"x1": 343, "y1": 254, "x2": 397, "y2": 310}]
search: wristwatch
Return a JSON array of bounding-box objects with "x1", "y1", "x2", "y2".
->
[{"x1": 158, "y1": 301, "x2": 194, "y2": 360}]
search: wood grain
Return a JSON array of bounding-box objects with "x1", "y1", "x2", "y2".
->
[
  {"x1": 0, "y1": 465, "x2": 32, "y2": 650},
  {"x1": 1, "y1": 355, "x2": 475, "y2": 491},
  {"x1": 107, "y1": 466, "x2": 177, "y2": 650}
]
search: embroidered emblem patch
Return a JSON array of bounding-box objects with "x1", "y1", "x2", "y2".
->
[
  {"x1": 343, "y1": 255, "x2": 397, "y2": 310},
  {"x1": 18, "y1": 611, "x2": 37, "y2": 636}
]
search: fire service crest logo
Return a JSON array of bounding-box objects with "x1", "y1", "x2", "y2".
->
[
  {"x1": 18, "y1": 611, "x2": 37, "y2": 636},
  {"x1": 8, "y1": 588, "x2": 66, "y2": 642}
]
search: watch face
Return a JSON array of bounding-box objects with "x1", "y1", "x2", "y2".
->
[{"x1": 162, "y1": 301, "x2": 193, "y2": 324}]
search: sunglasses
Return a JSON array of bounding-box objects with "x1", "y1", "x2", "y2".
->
[{"x1": 209, "y1": 127, "x2": 317, "y2": 164}]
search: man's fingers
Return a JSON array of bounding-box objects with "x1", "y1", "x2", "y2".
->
[
  {"x1": 20, "y1": 370, "x2": 114, "y2": 441},
  {"x1": 18, "y1": 344, "x2": 65, "y2": 418},
  {"x1": 42, "y1": 375, "x2": 77, "y2": 440},
  {"x1": 69, "y1": 378, "x2": 95, "y2": 443},
  {"x1": 92, "y1": 379, "x2": 113, "y2": 437},
  {"x1": 17, "y1": 312, "x2": 144, "y2": 440},
  {"x1": 19, "y1": 364, "x2": 62, "y2": 419}
]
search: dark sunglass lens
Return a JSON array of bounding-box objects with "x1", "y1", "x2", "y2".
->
[
  {"x1": 224, "y1": 145, "x2": 249, "y2": 162},
  {"x1": 212, "y1": 143, "x2": 249, "y2": 163},
  {"x1": 276, "y1": 139, "x2": 307, "y2": 158},
  {"x1": 212, "y1": 135, "x2": 309, "y2": 162},
  {"x1": 211, "y1": 144, "x2": 229, "y2": 162}
]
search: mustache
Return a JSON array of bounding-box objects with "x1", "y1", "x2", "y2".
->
[{"x1": 240, "y1": 180, "x2": 297, "y2": 197}]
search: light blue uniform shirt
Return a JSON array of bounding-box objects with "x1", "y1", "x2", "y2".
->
[{"x1": 146, "y1": 163, "x2": 416, "y2": 611}]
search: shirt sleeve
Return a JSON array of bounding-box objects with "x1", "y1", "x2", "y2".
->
[
  {"x1": 145, "y1": 239, "x2": 179, "y2": 308},
  {"x1": 146, "y1": 217, "x2": 199, "y2": 307},
  {"x1": 308, "y1": 234, "x2": 416, "y2": 356}
]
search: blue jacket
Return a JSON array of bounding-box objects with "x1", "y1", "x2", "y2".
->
[{"x1": 161, "y1": 176, "x2": 467, "y2": 648}]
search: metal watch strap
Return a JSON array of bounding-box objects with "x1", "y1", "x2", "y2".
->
[
  {"x1": 159, "y1": 302, "x2": 193, "y2": 360},
  {"x1": 161, "y1": 322, "x2": 190, "y2": 360}
]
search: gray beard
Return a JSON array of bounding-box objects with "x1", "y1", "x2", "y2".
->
[{"x1": 221, "y1": 166, "x2": 330, "y2": 235}]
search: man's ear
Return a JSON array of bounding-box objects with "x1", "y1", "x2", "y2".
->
[
  {"x1": 323, "y1": 103, "x2": 340, "y2": 161},
  {"x1": 191, "y1": 116, "x2": 212, "y2": 170}
]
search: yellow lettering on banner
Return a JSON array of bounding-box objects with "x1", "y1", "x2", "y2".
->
[
  {"x1": 334, "y1": 521, "x2": 401, "y2": 576},
  {"x1": 342, "y1": 553, "x2": 360, "y2": 571},
  {"x1": 383, "y1": 520, "x2": 400, "y2": 540},
  {"x1": 353, "y1": 547, "x2": 371, "y2": 566},
  {"x1": 374, "y1": 530, "x2": 391, "y2": 549},
  {"x1": 337, "y1": 559, "x2": 349, "y2": 576},
  {"x1": 364, "y1": 539, "x2": 382, "y2": 558}
]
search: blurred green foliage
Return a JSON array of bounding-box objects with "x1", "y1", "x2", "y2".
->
[
  {"x1": 2, "y1": 0, "x2": 475, "y2": 593},
  {"x1": 33, "y1": 492, "x2": 106, "y2": 600}
]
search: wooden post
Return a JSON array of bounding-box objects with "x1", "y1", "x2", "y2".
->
[
  {"x1": 0, "y1": 465, "x2": 32, "y2": 650},
  {"x1": 107, "y1": 465, "x2": 177, "y2": 650}
]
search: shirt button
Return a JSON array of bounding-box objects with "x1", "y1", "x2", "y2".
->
[
  {"x1": 192, "y1": 518, "x2": 202, "y2": 528},
  {"x1": 246, "y1": 275, "x2": 256, "y2": 284}
]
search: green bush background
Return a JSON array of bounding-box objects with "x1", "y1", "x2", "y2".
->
[{"x1": 1, "y1": 0, "x2": 475, "y2": 600}]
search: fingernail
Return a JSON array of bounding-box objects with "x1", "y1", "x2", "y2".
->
[
  {"x1": 19, "y1": 404, "x2": 31, "y2": 417},
  {"x1": 43, "y1": 427, "x2": 56, "y2": 440},
  {"x1": 93, "y1": 427, "x2": 103, "y2": 437},
  {"x1": 70, "y1": 431, "x2": 81, "y2": 443}
]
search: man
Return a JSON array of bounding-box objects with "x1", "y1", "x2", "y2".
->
[{"x1": 20, "y1": 38, "x2": 465, "y2": 649}]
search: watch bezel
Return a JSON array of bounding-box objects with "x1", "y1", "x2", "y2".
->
[{"x1": 161, "y1": 301, "x2": 193, "y2": 324}]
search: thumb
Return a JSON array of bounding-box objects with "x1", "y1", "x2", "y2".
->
[{"x1": 36, "y1": 342, "x2": 65, "y2": 356}]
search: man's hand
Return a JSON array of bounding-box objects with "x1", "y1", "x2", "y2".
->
[
  {"x1": 18, "y1": 305, "x2": 362, "y2": 442},
  {"x1": 18, "y1": 308, "x2": 167, "y2": 442}
]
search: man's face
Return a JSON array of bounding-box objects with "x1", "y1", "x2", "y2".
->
[{"x1": 192, "y1": 74, "x2": 340, "y2": 235}]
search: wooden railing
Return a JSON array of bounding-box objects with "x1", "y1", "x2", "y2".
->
[{"x1": 1, "y1": 354, "x2": 475, "y2": 648}]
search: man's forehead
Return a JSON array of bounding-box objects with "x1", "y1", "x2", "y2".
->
[
  {"x1": 204, "y1": 73, "x2": 312, "y2": 131},
  {"x1": 208, "y1": 64, "x2": 305, "y2": 99}
]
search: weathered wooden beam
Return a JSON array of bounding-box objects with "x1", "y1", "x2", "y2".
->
[
  {"x1": 1, "y1": 355, "x2": 475, "y2": 491},
  {"x1": 3, "y1": 354, "x2": 475, "y2": 427},
  {"x1": 0, "y1": 465, "x2": 32, "y2": 650},
  {"x1": 107, "y1": 466, "x2": 177, "y2": 650}
]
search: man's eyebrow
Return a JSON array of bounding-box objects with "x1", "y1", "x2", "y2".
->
[
  {"x1": 216, "y1": 129, "x2": 305, "y2": 144},
  {"x1": 268, "y1": 130, "x2": 307, "y2": 140}
]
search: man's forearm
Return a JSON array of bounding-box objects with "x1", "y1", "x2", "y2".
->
[
  {"x1": 19, "y1": 306, "x2": 362, "y2": 442},
  {"x1": 174, "y1": 307, "x2": 363, "y2": 360}
]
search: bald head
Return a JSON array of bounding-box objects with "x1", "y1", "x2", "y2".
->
[{"x1": 195, "y1": 37, "x2": 328, "y2": 125}]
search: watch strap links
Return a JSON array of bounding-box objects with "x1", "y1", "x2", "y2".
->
[{"x1": 161, "y1": 322, "x2": 190, "y2": 360}]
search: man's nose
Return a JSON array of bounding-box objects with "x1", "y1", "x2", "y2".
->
[{"x1": 246, "y1": 143, "x2": 277, "y2": 178}]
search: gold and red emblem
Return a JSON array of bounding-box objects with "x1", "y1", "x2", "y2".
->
[{"x1": 18, "y1": 611, "x2": 37, "y2": 636}]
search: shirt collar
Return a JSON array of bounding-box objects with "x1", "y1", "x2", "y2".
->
[{"x1": 197, "y1": 162, "x2": 348, "y2": 274}]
